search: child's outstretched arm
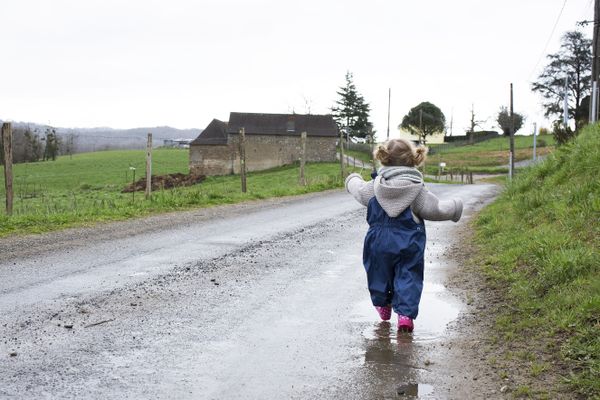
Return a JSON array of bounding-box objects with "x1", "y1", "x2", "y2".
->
[
  {"x1": 344, "y1": 173, "x2": 374, "y2": 207},
  {"x1": 412, "y1": 188, "x2": 463, "y2": 222}
]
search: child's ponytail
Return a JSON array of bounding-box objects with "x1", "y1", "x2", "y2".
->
[
  {"x1": 374, "y1": 145, "x2": 392, "y2": 165},
  {"x1": 413, "y1": 146, "x2": 428, "y2": 167},
  {"x1": 375, "y1": 139, "x2": 428, "y2": 167}
]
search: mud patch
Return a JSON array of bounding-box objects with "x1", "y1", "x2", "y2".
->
[{"x1": 121, "y1": 172, "x2": 205, "y2": 192}]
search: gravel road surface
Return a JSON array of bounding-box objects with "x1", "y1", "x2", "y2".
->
[{"x1": 0, "y1": 184, "x2": 499, "y2": 399}]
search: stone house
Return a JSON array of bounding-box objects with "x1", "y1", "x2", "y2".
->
[{"x1": 189, "y1": 112, "x2": 339, "y2": 176}]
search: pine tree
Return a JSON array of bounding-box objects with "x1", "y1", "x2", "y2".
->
[{"x1": 331, "y1": 72, "x2": 372, "y2": 139}]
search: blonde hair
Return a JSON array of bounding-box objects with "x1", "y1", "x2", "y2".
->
[{"x1": 374, "y1": 138, "x2": 428, "y2": 167}]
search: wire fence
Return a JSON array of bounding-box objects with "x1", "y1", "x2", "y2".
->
[{"x1": 0, "y1": 131, "x2": 354, "y2": 226}]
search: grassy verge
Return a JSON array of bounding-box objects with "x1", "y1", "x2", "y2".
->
[
  {"x1": 346, "y1": 135, "x2": 554, "y2": 176},
  {"x1": 473, "y1": 125, "x2": 599, "y2": 397},
  {"x1": 345, "y1": 149, "x2": 373, "y2": 165},
  {"x1": 0, "y1": 149, "x2": 366, "y2": 237},
  {"x1": 427, "y1": 134, "x2": 555, "y2": 172},
  {"x1": 423, "y1": 164, "x2": 509, "y2": 175},
  {"x1": 429, "y1": 134, "x2": 555, "y2": 154}
]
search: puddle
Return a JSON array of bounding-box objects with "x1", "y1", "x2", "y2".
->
[
  {"x1": 396, "y1": 383, "x2": 434, "y2": 398},
  {"x1": 348, "y1": 236, "x2": 464, "y2": 399},
  {"x1": 356, "y1": 280, "x2": 461, "y2": 343}
]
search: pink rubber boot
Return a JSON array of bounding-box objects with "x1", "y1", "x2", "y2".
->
[
  {"x1": 375, "y1": 306, "x2": 392, "y2": 321},
  {"x1": 397, "y1": 315, "x2": 414, "y2": 332}
]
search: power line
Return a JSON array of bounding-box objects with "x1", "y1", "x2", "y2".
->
[
  {"x1": 528, "y1": 0, "x2": 569, "y2": 80},
  {"x1": 582, "y1": 0, "x2": 594, "y2": 20}
]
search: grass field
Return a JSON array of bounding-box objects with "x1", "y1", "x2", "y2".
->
[
  {"x1": 474, "y1": 126, "x2": 599, "y2": 397},
  {"x1": 345, "y1": 149, "x2": 373, "y2": 165},
  {"x1": 0, "y1": 149, "x2": 363, "y2": 237},
  {"x1": 345, "y1": 134, "x2": 556, "y2": 175},
  {"x1": 429, "y1": 134, "x2": 555, "y2": 154},
  {"x1": 426, "y1": 134, "x2": 555, "y2": 174}
]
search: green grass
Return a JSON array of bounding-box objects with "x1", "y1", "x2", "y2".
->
[
  {"x1": 426, "y1": 134, "x2": 555, "y2": 173},
  {"x1": 429, "y1": 134, "x2": 555, "y2": 154},
  {"x1": 0, "y1": 149, "x2": 365, "y2": 237},
  {"x1": 474, "y1": 125, "x2": 599, "y2": 397},
  {"x1": 345, "y1": 149, "x2": 373, "y2": 165},
  {"x1": 346, "y1": 135, "x2": 555, "y2": 176},
  {"x1": 424, "y1": 164, "x2": 510, "y2": 175}
]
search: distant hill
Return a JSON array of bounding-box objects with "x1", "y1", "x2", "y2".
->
[{"x1": 0, "y1": 120, "x2": 202, "y2": 153}]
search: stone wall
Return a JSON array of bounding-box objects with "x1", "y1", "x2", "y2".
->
[
  {"x1": 189, "y1": 144, "x2": 233, "y2": 176},
  {"x1": 189, "y1": 134, "x2": 337, "y2": 176}
]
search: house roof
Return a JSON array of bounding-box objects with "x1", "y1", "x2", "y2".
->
[
  {"x1": 227, "y1": 112, "x2": 338, "y2": 137},
  {"x1": 191, "y1": 119, "x2": 228, "y2": 145}
]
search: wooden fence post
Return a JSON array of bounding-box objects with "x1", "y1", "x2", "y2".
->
[
  {"x1": 339, "y1": 128, "x2": 346, "y2": 181},
  {"x1": 239, "y1": 127, "x2": 247, "y2": 193},
  {"x1": 2, "y1": 123, "x2": 13, "y2": 216},
  {"x1": 145, "y1": 133, "x2": 152, "y2": 199},
  {"x1": 299, "y1": 131, "x2": 307, "y2": 186}
]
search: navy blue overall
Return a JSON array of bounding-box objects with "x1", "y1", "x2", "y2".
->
[{"x1": 362, "y1": 197, "x2": 426, "y2": 319}]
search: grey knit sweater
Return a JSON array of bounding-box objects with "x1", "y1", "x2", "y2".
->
[{"x1": 345, "y1": 166, "x2": 463, "y2": 222}]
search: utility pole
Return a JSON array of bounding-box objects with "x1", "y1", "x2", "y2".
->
[
  {"x1": 419, "y1": 108, "x2": 423, "y2": 144},
  {"x1": 386, "y1": 88, "x2": 391, "y2": 140},
  {"x1": 563, "y1": 76, "x2": 569, "y2": 128},
  {"x1": 509, "y1": 83, "x2": 515, "y2": 181},
  {"x1": 469, "y1": 104, "x2": 476, "y2": 145},
  {"x1": 593, "y1": 81, "x2": 599, "y2": 123},
  {"x1": 593, "y1": 0, "x2": 600, "y2": 118},
  {"x1": 592, "y1": 0, "x2": 600, "y2": 122}
]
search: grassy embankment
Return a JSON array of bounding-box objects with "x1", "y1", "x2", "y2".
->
[
  {"x1": 474, "y1": 125, "x2": 599, "y2": 397},
  {"x1": 427, "y1": 134, "x2": 555, "y2": 175},
  {"x1": 345, "y1": 149, "x2": 373, "y2": 165},
  {"x1": 0, "y1": 149, "x2": 364, "y2": 237},
  {"x1": 347, "y1": 135, "x2": 556, "y2": 176}
]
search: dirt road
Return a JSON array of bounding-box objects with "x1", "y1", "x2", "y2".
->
[{"x1": 0, "y1": 184, "x2": 499, "y2": 399}]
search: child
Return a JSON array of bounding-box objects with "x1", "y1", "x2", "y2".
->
[{"x1": 345, "y1": 138, "x2": 463, "y2": 332}]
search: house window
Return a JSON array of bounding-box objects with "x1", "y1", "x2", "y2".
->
[{"x1": 286, "y1": 120, "x2": 295, "y2": 133}]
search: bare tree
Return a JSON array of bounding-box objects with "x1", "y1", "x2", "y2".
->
[{"x1": 532, "y1": 31, "x2": 591, "y2": 130}]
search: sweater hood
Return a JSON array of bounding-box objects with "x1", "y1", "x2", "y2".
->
[{"x1": 374, "y1": 166, "x2": 424, "y2": 217}]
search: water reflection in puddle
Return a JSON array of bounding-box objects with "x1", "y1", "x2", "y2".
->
[
  {"x1": 355, "y1": 280, "x2": 461, "y2": 343},
  {"x1": 359, "y1": 321, "x2": 436, "y2": 398},
  {"x1": 396, "y1": 383, "x2": 434, "y2": 398},
  {"x1": 350, "y1": 275, "x2": 461, "y2": 399}
]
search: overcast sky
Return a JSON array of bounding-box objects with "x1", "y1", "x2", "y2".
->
[{"x1": 0, "y1": 0, "x2": 594, "y2": 139}]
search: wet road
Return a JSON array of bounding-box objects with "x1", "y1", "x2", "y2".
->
[{"x1": 0, "y1": 184, "x2": 498, "y2": 399}]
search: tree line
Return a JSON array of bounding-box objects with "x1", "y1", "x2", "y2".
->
[
  {"x1": 0, "y1": 126, "x2": 67, "y2": 164},
  {"x1": 331, "y1": 29, "x2": 591, "y2": 146}
]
